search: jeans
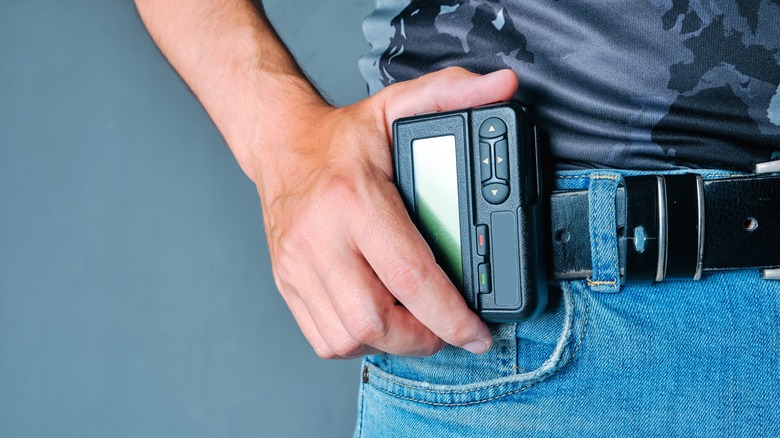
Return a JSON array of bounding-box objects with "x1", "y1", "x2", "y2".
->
[{"x1": 354, "y1": 169, "x2": 780, "y2": 437}]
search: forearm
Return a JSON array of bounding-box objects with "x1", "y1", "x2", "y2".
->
[
  {"x1": 136, "y1": 0, "x2": 512, "y2": 358},
  {"x1": 134, "y1": 0, "x2": 330, "y2": 182}
]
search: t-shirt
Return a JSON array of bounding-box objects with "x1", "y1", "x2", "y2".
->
[{"x1": 359, "y1": 0, "x2": 780, "y2": 171}]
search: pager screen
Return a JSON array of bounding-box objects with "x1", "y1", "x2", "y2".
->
[{"x1": 411, "y1": 135, "x2": 463, "y2": 288}]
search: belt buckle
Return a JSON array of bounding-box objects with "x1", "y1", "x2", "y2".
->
[{"x1": 754, "y1": 160, "x2": 780, "y2": 280}]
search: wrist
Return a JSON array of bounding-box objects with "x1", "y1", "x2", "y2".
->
[
  {"x1": 249, "y1": 98, "x2": 389, "y2": 208},
  {"x1": 218, "y1": 71, "x2": 334, "y2": 182}
]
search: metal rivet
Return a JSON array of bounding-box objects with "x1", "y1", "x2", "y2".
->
[
  {"x1": 554, "y1": 229, "x2": 571, "y2": 243},
  {"x1": 744, "y1": 217, "x2": 758, "y2": 232},
  {"x1": 633, "y1": 226, "x2": 647, "y2": 253}
]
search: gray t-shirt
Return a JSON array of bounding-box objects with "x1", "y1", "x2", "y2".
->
[{"x1": 359, "y1": 0, "x2": 780, "y2": 171}]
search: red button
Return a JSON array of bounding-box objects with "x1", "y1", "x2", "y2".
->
[{"x1": 476, "y1": 225, "x2": 488, "y2": 256}]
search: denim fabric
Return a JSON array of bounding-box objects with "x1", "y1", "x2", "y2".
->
[{"x1": 354, "y1": 170, "x2": 780, "y2": 437}]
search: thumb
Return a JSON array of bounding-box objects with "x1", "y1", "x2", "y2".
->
[{"x1": 378, "y1": 67, "x2": 519, "y2": 134}]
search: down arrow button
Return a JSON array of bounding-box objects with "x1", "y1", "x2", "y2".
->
[{"x1": 482, "y1": 183, "x2": 509, "y2": 205}]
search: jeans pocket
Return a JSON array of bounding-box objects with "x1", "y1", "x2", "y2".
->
[{"x1": 360, "y1": 281, "x2": 589, "y2": 407}]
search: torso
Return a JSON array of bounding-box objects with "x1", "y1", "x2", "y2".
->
[{"x1": 360, "y1": 0, "x2": 780, "y2": 170}]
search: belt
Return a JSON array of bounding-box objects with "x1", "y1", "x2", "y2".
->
[{"x1": 548, "y1": 161, "x2": 780, "y2": 283}]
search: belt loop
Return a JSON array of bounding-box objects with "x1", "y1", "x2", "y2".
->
[{"x1": 587, "y1": 172, "x2": 622, "y2": 293}]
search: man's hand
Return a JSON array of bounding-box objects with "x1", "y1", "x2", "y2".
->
[
  {"x1": 255, "y1": 68, "x2": 519, "y2": 359},
  {"x1": 135, "y1": 0, "x2": 518, "y2": 359}
]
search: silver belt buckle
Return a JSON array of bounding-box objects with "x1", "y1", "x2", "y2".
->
[{"x1": 754, "y1": 160, "x2": 780, "y2": 280}]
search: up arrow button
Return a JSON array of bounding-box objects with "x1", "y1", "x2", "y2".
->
[{"x1": 479, "y1": 117, "x2": 507, "y2": 139}]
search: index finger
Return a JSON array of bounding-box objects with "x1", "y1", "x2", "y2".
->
[{"x1": 351, "y1": 183, "x2": 493, "y2": 354}]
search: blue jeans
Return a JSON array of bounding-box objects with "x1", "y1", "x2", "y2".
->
[{"x1": 354, "y1": 170, "x2": 780, "y2": 437}]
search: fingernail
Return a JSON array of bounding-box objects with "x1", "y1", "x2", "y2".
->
[{"x1": 462, "y1": 340, "x2": 491, "y2": 355}]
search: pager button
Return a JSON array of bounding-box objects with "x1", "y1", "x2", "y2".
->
[
  {"x1": 479, "y1": 141, "x2": 491, "y2": 182},
  {"x1": 478, "y1": 263, "x2": 491, "y2": 294},
  {"x1": 476, "y1": 224, "x2": 489, "y2": 256},
  {"x1": 479, "y1": 117, "x2": 507, "y2": 139},
  {"x1": 494, "y1": 139, "x2": 509, "y2": 181},
  {"x1": 482, "y1": 183, "x2": 510, "y2": 205}
]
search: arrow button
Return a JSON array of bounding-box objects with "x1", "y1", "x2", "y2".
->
[
  {"x1": 479, "y1": 141, "x2": 491, "y2": 182},
  {"x1": 479, "y1": 117, "x2": 507, "y2": 139},
  {"x1": 495, "y1": 139, "x2": 509, "y2": 180},
  {"x1": 482, "y1": 183, "x2": 509, "y2": 205}
]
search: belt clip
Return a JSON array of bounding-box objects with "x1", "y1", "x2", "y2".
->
[{"x1": 754, "y1": 160, "x2": 780, "y2": 280}]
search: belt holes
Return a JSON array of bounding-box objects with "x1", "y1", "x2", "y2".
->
[
  {"x1": 555, "y1": 229, "x2": 571, "y2": 243},
  {"x1": 744, "y1": 217, "x2": 759, "y2": 232},
  {"x1": 617, "y1": 226, "x2": 625, "y2": 238}
]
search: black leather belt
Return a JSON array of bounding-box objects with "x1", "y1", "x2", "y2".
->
[{"x1": 548, "y1": 161, "x2": 780, "y2": 283}]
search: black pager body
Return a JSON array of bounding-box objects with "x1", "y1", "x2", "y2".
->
[{"x1": 393, "y1": 103, "x2": 548, "y2": 322}]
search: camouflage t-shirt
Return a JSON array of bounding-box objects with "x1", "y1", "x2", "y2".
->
[{"x1": 359, "y1": 0, "x2": 780, "y2": 171}]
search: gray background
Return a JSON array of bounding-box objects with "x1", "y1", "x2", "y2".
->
[{"x1": 0, "y1": 0, "x2": 375, "y2": 436}]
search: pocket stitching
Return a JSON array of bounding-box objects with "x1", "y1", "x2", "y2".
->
[
  {"x1": 364, "y1": 282, "x2": 590, "y2": 405},
  {"x1": 368, "y1": 379, "x2": 536, "y2": 407},
  {"x1": 369, "y1": 366, "x2": 530, "y2": 394}
]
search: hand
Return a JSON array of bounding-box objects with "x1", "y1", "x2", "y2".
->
[{"x1": 254, "y1": 67, "x2": 519, "y2": 359}]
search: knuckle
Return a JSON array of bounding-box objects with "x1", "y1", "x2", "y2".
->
[
  {"x1": 373, "y1": 84, "x2": 394, "y2": 104},
  {"x1": 272, "y1": 248, "x2": 310, "y2": 285},
  {"x1": 271, "y1": 218, "x2": 309, "y2": 256},
  {"x1": 312, "y1": 343, "x2": 337, "y2": 360},
  {"x1": 385, "y1": 260, "x2": 431, "y2": 301},
  {"x1": 266, "y1": 195, "x2": 330, "y2": 253},
  {"x1": 418, "y1": 340, "x2": 445, "y2": 357},
  {"x1": 270, "y1": 216, "x2": 327, "y2": 269},
  {"x1": 438, "y1": 325, "x2": 473, "y2": 346},
  {"x1": 319, "y1": 173, "x2": 360, "y2": 209},
  {"x1": 272, "y1": 263, "x2": 295, "y2": 286},
  {"x1": 315, "y1": 350, "x2": 338, "y2": 360},
  {"x1": 440, "y1": 65, "x2": 468, "y2": 77},
  {"x1": 272, "y1": 271, "x2": 296, "y2": 298},
  {"x1": 332, "y1": 337, "x2": 363, "y2": 358},
  {"x1": 346, "y1": 313, "x2": 388, "y2": 346}
]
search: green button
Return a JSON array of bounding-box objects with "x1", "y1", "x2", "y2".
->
[{"x1": 478, "y1": 263, "x2": 491, "y2": 294}]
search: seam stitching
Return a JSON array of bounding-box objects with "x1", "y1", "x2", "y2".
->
[
  {"x1": 357, "y1": 370, "x2": 365, "y2": 438},
  {"x1": 592, "y1": 181, "x2": 601, "y2": 282},
  {"x1": 369, "y1": 371, "x2": 524, "y2": 394},
  {"x1": 609, "y1": 178, "x2": 619, "y2": 284},
  {"x1": 569, "y1": 285, "x2": 590, "y2": 361},
  {"x1": 586, "y1": 278, "x2": 618, "y2": 286},
  {"x1": 370, "y1": 382, "x2": 534, "y2": 407}
]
